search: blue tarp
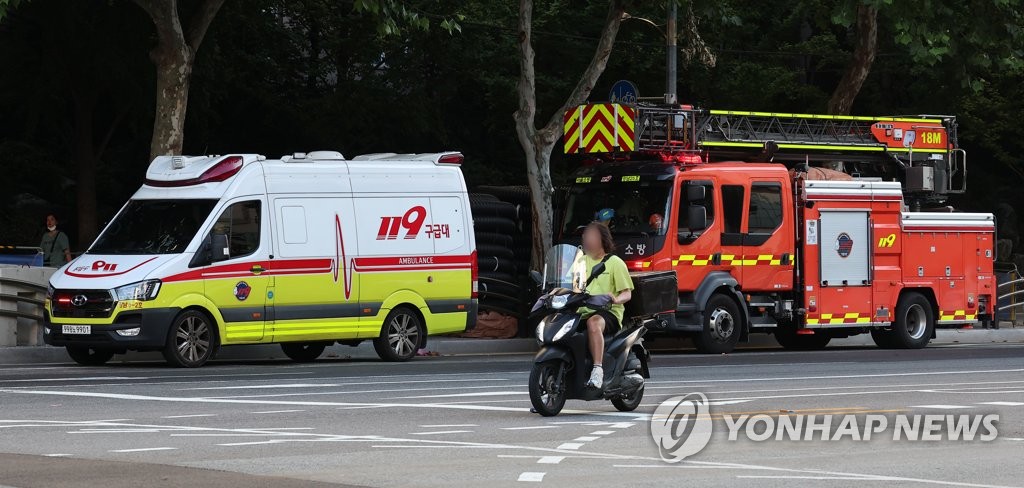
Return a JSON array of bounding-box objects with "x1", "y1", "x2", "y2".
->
[{"x1": 0, "y1": 247, "x2": 44, "y2": 267}]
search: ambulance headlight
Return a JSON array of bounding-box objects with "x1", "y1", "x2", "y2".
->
[
  {"x1": 116, "y1": 327, "x2": 141, "y2": 337},
  {"x1": 113, "y1": 280, "x2": 162, "y2": 301}
]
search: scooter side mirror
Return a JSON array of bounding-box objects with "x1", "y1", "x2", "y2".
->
[{"x1": 529, "y1": 270, "x2": 543, "y2": 286}]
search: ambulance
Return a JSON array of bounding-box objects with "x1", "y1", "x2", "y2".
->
[{"x1": 44, "y1": 150, "x2": 478, "y2": 367}]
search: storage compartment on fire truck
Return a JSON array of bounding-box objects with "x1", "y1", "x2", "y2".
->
[{"x1": 625, "y1": 271, "x2": 678, "y2": 318}]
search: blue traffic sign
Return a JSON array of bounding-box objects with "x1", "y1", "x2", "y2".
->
[{"x1": 609, "y1": 80, "x2": 638, "y2": 104}]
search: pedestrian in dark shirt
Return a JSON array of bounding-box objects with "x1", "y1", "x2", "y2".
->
[{"x1": 40, "y1": 214, "x2": 71, "y2": 268}]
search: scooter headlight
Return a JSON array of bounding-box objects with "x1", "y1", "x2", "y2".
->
[{"x1": 550, "y1": 294, "x2": 568, "y2": 310}]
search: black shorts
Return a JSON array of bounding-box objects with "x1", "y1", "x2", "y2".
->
[{"x1": 588, "y1": 310, "x2": 621, "y2": 335}]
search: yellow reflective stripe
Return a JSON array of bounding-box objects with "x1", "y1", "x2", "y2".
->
[
  {"x1": 707, "y1": 110, "x2": 942, "y2": 124},
  {"x1": 700, "y1": 141, "x2": 947, "y2": 154}
]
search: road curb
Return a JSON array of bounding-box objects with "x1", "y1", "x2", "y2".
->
[{"x1": 1, "y1": 328, "x2": 1020, "y2": 366}]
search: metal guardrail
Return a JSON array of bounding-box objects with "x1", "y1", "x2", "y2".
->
[
  {"x1": 0, "y1": 273, "x2": 48, "y2": 346},
  {"x1": 995, "y1": 263, "x2": 1022, "y2": 328}
]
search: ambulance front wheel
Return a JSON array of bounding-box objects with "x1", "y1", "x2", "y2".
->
[
  {"x1": 693, "y1": 294, "x2": 742, "y2": 354},
  {"x1": 892, "y1": 292, "x2": 934, "y2": 349},
  {"x1": 374, "y1": 307, "x2": 424, "y2": 362},
  {"x1": 163, "y1": 310, "x2": 217, "y2": 368}
]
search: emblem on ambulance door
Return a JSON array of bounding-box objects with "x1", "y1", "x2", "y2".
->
[
  {"x1": 835, "y1": 233, "x2": 854, "y2": 258},
  {"x1": 234, "y1": 281, "x2": 251, "y2": 301}
]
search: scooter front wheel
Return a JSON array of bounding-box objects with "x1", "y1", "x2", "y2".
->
[{"x1": 529, "y1": 360, "x2": 566, "y2": 417}]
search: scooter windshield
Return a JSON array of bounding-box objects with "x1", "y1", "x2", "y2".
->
[{"x1": 542, "y1": 244, "x2": 586, "y2": 291}]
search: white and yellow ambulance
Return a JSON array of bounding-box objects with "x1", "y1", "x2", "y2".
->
[{"x1": 44, "y1": 151, "x2": 478, "y2": 367}]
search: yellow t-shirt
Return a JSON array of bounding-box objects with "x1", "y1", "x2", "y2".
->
[{"x1": 573, "y1": 254, "x2": 634, "y2": 324}]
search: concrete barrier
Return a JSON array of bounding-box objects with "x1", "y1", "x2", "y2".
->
[{"x1": 0, "y1": 266, "x2": 55, "y2": 346}]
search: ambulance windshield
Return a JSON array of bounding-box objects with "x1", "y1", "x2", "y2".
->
[
  {"x1": 561, "y1": 179, "x2": 672, "y2": 237},
  {"x1": 90, "y1": 199, "x2": 218, "y2": 255}
]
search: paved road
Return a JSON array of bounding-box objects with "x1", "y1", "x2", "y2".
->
[{"x1": 0, "y1": 343, "x2": 1022, "y2": 487}]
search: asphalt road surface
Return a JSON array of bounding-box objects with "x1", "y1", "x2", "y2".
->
[{"x1": 0, "y1": 342, "x2": 1022, "y2": 488}]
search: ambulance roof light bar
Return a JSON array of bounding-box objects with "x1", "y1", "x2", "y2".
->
[{"x1": 145, "y1": 155, "x2": 244, "y2": 188}]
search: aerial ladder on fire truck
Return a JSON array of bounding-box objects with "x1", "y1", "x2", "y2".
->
[{"x1": 563, "y1": 103, "x2": 966, "y2": 209}]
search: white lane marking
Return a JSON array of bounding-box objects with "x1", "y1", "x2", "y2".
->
[
  {"x1": 502, "y1": 426, "x2": 559, "y2": 431},
  {"x1": 410, "y1": 430, "x2": 473, "y2": 436},
  {"x1": 574, "y1": 436, "x2": 599, "y2": 442},
  {"x1": 517, "y1": 472, "x2": 545, "y2": 482},
  {"x1": 646, "y1": 379, "x2": 1024, "y2": 395},
  {"x1": 420, "y1": 424, "x2": 479, "y2": 428},
  {"x1": 0, "y1": 389, "x2": 651, "y2": 418},
  {"x1": 1, "y1": 371, "x2": 310, "y2": 384},
  {"x1": 250, "y1": 409, "x2": 306, "y2": 414},
  {"x1": 162, "y1": 414, "x2": 216, "y2": 419},
  {"x1": 979, "y1": 401, "x2": 1024, "y2": 406},
  {"x1": 391, "y1": 391, "x2": 523, "y2": 399},
  {"x1": 738, "y1": 476, "x2": 895, "y2": 480},
  {"x1": 212, "y1": 384, "x2": 529, "y2": 400},
  {"x1": 185, "y1": 378, "x2": 508, "y2": 391},
  {"x1": 645, "y1": 368, "x2": 1024, "y2": 384},
  {"x1": 556, "y1": 442, "x2": 583, "y2": 450},
  {"x1": 911, "y1": 405, "x2": 973, "y2": 410},
  {"x1": 109, "y1": 447, "x2": 177, "y2": 453},
  {"x1": 537, "y1": 456, "x2": 564, "y2": 464},
  {"x1": 43, "y1": 453, "x2": 71, "y2": 457},
  {"x1": 0, "y1": 376, "x2": 140, "y2": 382},
  {"x1": 590, "y1": 430, "x2": 614, "y2": 435},
  {"x1": 69, "y1": 429, "x2": 163, "y2": 434}
]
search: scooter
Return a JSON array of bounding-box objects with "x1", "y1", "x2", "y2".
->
[{"x1": 527, "y1": 244, "x2": 651, "y2": 417}]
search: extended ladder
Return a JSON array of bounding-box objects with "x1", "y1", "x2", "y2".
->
[{"x1": 563, "y1": 103, "x2": 967, "y2": 202}]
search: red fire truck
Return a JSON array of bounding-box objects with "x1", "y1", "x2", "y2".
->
[{"x1": 560, "y1": 103, "x2": 995, "y2": 353}]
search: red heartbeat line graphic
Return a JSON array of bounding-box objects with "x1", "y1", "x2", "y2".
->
[{"x1": 334, "y1": 214, "x2": 354, "y2": 300}]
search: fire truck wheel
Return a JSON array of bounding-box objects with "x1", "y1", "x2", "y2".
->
[
  {"x1": 892, "y1": 292, "x2": 934, "y2": 349},
  {"x1": 693, "y1": 294, "x2": 742, "y2": 354},
  {"x1": 774, "y1": 330, "x2": 831, "y2": 351},
  {"x1": 374, "y1": 307, "x2": 424, "y2": 362}
]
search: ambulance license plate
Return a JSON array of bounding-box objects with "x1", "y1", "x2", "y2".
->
[{"x1": 62, "y1": 325, "x2": 90, "y2": 335}]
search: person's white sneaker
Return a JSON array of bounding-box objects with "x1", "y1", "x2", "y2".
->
[{"x1": 586, "y1": 365, "x2": 604, "y2": 389}]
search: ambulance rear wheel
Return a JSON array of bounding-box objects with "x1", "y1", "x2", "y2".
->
[
  {"x1": 374, "y1": 307, "x2": 424, "y2": 362},
  {"x1": 892, "y1": 292, "x2": 934, "y2": 349},
  {"x1": 163, "y1": 310, "x2": 216, "y2": 368},
  {"x1": 693, "y1": 294, "x2": 742, "y2": 354},
  {"x1": 66, "y1": 346, "x2": 115, "y2": 366},
  {"x1": 280, "y1": 342, "x2": 329, "y2": 362}
]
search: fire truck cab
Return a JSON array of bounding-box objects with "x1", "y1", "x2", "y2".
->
[{"x1": 560, "y1": 103, "x2": 995, "y2": 353}]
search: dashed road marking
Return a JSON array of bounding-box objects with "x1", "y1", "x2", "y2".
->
[
  {"x1": 43, "y1": 453, "x2": 71, "y2": 457},
  {"x1": 517, "y1": 472, "x2": 545, "y2": 482},
  {"x1": 249, "y1": 409, "x2": 306, "y2": 414},
  {"x1": 410, "y1": 430, "x2": 473, "y2": 436},
  {"x1": 537, "y1": 456, "x2": 564, "y2": 464},
  {"x1": 162, "y1": 414, "x2": 216, "y2": 419},
  {"x1": 590, "y1": 430, "x2": 614, "y2": 435},
  {"x1": 979, "y1": 401, "x2": 1024, "y2": 406},
  {"x1": 502, "y1": 426, "x2": 559, "y2": 431},
  {"x1": 911, "y1": 405, "x2": 973, "y2": 410},
  {"x1": 109, "y1": 447, "x2": 177, "y2": 453},
  {"x1": 573, "y1": 436, "x2": 599, "y2": 442},
  {"x1": 556, "y1": 442, "x2": 583, "y2": 450},
  {"x1": 420, "y1": 424, "x2": 479, "y2": 428}
]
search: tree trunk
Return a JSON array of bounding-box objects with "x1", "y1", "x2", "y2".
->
[
  {"x1": 828, "y1": 3, "x2": 878, "y2": 115},
  {"x1": 149, "y1": 46, "x2": 193, "y2": 160},
  {"x1": 133, "y1": 0, "x2": 226, "y2": 161},
  {"x1": 72, "y1": 94, "x2": 98, "y2": 248},
  {"x1": 514, "y1": 0, "x2": 624, "y2": 267}
]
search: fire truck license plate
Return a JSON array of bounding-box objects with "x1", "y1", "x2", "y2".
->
[{"x1": 61, "y1": 325, "x2": 90, "y2": 335}]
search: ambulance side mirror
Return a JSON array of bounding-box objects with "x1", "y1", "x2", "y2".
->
[{"x1": 211, "y1": 233, "x2": 230, "y2": 262}]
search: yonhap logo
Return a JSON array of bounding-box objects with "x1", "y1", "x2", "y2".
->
[{"x1": 650, "y1": 393, "x2": 713, "y2": 462}]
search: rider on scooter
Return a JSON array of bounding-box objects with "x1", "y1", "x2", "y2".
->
[{"x1": 574, "y1": 222, "x2": 634, "y2": 389}]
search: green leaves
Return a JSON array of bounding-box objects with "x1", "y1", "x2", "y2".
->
[
  {"x1": 0, "y1": 0, "x2": 25, "y2": 21},
  {"x1": 352, "y1": 0, "x2": 462, "y2": 36}
]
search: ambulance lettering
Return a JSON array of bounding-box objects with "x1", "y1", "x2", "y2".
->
[
  {"x1": 92, "y1": 260, "x2": 118, "y2": 272},
  {"x1": 376, "y1": 205, "x2": 451, "y2": 240}
]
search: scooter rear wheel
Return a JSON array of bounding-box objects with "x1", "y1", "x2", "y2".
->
[
  {"x1": 611, "y1": 383, "x2": 645, "y2": 412},
  {"x1": 529, "y1": 360, "x2": 566, "y2": 417}
]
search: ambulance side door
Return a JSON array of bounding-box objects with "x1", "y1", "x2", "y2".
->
[{"x1": 203, "y1": 198, "x2": 271, "y2": 343}]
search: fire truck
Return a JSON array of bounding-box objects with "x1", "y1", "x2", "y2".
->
[{"x1": 560, "y1": 103, "x2": 995, "y2": 353}]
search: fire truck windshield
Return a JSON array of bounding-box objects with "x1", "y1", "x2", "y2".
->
[
  {"x1": 89, "y1": 199, "x2": 218, "y2": 255},
  {"x1": 561, "y1": 180, "x2": 672, "y2": 237}
]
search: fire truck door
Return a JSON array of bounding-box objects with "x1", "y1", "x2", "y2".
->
[
  {"x1": 719, "y1": 184, "x2": 746, "y2": 282},
  {"x1": 818, "y1": 210, "x2": 871, "y2": 286}
]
